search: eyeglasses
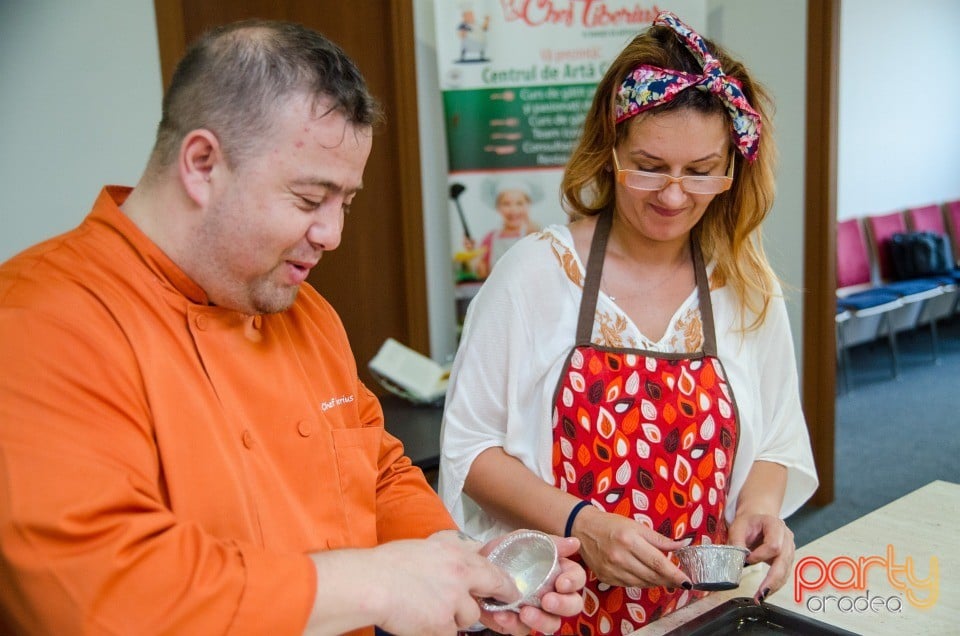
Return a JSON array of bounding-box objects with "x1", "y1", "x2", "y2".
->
[{"x1": 612, "y1": 149, "x2": 734, "y2": 195}]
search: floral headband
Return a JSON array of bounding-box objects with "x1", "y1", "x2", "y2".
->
[{"x1": 615, "y1": 11, "x2": 762, "y2": 162}]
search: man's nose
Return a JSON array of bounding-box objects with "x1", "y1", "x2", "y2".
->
[{"x1": 306, "y1": 210, "x2": 343, "y2": 251}]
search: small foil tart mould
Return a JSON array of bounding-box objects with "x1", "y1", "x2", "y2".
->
[
  {"x1": 676, "y1": 544, "x2": 750, "y2": 591},
  {"x1": 478, "y1": 530, "x2": 561, "y2": 612}
]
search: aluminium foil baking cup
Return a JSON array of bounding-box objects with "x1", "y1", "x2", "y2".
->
[
  {"x1": 676, "y1": 544, "x2": 750, "y2": 591},
  {"x1": 478, "y1": 530, "x2": 561, "y2": 612}
]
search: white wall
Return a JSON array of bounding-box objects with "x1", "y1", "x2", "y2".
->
[
  {"x1": 0, "y1": 1, "x2": 162, "y2": 262},
  {"x1": 413, "y1": 0, "x2": 460, "y2": 363},
  {"x1": 707, "y1": 0, "x2": 808, "y2": 356},
  {"x1": 837, "y1": 0, "x2": 960, "y2": 220}
]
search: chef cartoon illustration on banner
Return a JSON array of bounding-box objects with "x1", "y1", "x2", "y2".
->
[{"x1": 456, "y1": 1, "x2": 491, "y2": 62}]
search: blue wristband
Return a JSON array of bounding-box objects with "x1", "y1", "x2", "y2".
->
[{"x1": 564, "y1": 500, "x2": 592, "y2": 538}]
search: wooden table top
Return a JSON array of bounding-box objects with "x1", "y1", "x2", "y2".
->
[{"x1": 631, "y1": 480, "x2": 959, "y2": 635}]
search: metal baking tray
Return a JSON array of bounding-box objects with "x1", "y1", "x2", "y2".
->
[{"x1": 664, "y1": 597, "x2": 862, "y2": 635}]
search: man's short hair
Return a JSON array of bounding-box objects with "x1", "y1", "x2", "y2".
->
[{"x1": 151, "y1": 20, "x2": 382, "y2": 169}]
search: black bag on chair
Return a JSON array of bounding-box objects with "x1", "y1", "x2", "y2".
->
[{"x1": 887, "y1": 231, "x2": 951, "y2": 280}]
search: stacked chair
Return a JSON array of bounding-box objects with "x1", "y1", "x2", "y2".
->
[
  {"x1": 863, "y1": 211, "x2": 952, "y2": 362},
  {"x1": 906, "y1": 203, "x2": 960, "y2": 308},
  {"x1": 944, "y1": 199, "x2": 960, "y2": 259},
  {"x1": 835, "y1": 218, "x2": 904, "y2": 383},
  {"x1": 943, "y1": 199, "x2": 960, "y2": 267},
  {"x1": 836, "y1": 202, "x2": 960, "y2": 387}
]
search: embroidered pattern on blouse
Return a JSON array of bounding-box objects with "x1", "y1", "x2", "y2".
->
[
  {"x1": 596, "y1": 311, "x2": 634, "y2": 349},
  {"x1": 675, "y1": 310, "x2": 704, "y2": 352},
  {"x1": 545, "y1": 228, "x2": 712, "y2": 353},
  {"x1": 543, "y1": 231, "x2": 583, "y2": 289}
]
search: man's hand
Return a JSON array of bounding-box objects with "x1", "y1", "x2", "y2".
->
[
  {"x1": 307, "y1": 531, "x2": 517, "y2": 635},
  {"x1": 371, "y1": 531, "x2": 521, "y2": 635},
  {"x1": 307, "y1": 531, "x2": 585, "y2": 635}
]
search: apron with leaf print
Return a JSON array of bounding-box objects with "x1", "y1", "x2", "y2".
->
[{"x1": 551, "y1": 211, "x2": 739, "y2": 635}]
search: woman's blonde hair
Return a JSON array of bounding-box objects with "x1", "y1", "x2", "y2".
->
[{"x1": 561, "y1": 24, "x2": 779, "y2": 330}]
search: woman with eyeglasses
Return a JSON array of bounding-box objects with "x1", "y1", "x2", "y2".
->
[{"x1": 440, "y1": 11, "x2": 818, "y2": 633}]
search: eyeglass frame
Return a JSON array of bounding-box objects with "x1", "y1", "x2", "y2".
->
[{"x1": 611, "y1": 148, "x2": 735, "y2": 195}]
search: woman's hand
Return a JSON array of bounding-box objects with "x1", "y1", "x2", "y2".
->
[
  {"x1": 727, "y1": 512, "x2": 795, "y2": 603},
  {"x1": 480, "y1": 536, "x2": 587, "y2": 635},
  {"x1": 727, "y1": 461, "x2": 792, "y2": 603},
  {"x1": 572, "y1": 505, "x2": 692, "y2": 589}
]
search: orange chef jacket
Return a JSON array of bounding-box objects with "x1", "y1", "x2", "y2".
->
[{"x1": 0, "y1": 187, "x2": 456, "y2": 635}]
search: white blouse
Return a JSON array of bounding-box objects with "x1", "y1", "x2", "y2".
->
[{"x1": 439, "y1": 225, "x2": 818, "y2": 542}]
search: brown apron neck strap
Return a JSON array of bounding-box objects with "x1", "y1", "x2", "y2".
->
[
  {"x1": 575, "y1": 210, "x2": 613, "y2": 345},
  {"x1": 692, "y1": 239, "x2": 718, "y2": 357},
  {"x1": 575, "y1": 211, "x2": 718, "y2": 355}
]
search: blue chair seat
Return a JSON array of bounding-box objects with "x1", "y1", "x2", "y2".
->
[
  {"x1": 838, "y1": 288, "x2": 902, "y2": 311},
  {"x1": 882, "y1": 278, "x2": 942, "y2": 295}
]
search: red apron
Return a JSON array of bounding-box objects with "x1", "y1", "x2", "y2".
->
[{"x1": 551, "y1": 211, "x2": 739, "y2": 635}]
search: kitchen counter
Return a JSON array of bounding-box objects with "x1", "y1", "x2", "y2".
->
[{"x1": 630, "y1": 480, "x2": 958, "y2": 635}]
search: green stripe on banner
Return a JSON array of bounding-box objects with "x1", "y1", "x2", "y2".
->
[{"x1": 442, "y1": 84, "x2": 597, "y2": 171}]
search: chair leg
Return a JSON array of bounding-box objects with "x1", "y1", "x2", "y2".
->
[
  {"x1": 929, "y1": 318, "x2": 941, "y2": 364},
  {"x1": 882, "y1": 314, "x2": 900, "y2": 379},
  {"x1": 837, "y1": 321, "x2": 852, "y2": 392}
]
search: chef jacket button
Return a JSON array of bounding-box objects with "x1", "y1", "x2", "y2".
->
[
  {"x1": 194, "y1": 314, "x2": 208, "y2": 331},
  {"x1": 297, "y1": 420, "x2": 312, "y2": 437},
  {"x1": 241, "y1": 430, "x2": 254, "y2": 449}
]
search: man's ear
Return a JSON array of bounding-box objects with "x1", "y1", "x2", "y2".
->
[{"x1": 179, "y1": 129, "x2": 223, "y2": 207}]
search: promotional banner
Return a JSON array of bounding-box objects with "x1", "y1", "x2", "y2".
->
[{"x1": 432, "y1": 0, "x2": 704, "y2": 325}]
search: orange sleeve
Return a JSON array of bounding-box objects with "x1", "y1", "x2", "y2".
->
[
  {"x1": 354, "y1": 383, "x2": 457, "y2": 543},
  {"x1": 0, "y1": 306, "x2": 315, "y2": 635}
]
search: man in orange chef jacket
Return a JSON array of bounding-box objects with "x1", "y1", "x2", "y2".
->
[{"x1": 0, "y1": 20, "x2": 585, "y2": 636}]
